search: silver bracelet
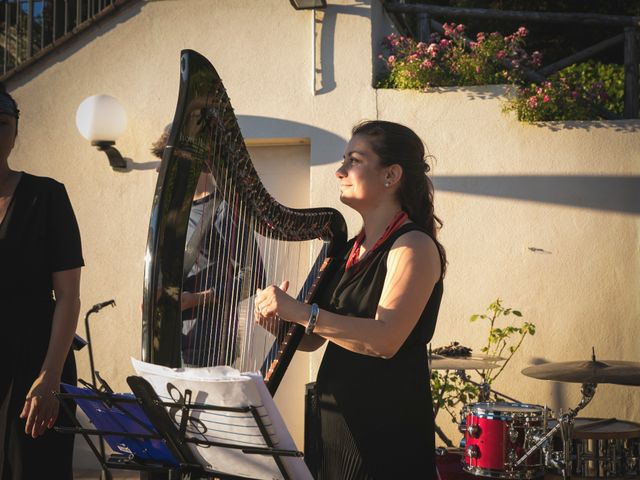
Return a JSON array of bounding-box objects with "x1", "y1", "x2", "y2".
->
[{"x1": 305, "y1": 303, "x2": 320, "y2": 335}]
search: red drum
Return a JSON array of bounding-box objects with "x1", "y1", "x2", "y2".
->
[{"x1": 463, "y1": 402, "x2": 548, "y2": 479}]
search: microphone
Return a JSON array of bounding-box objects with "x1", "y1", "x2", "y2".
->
[{"x1": 88, "y1": 299, "x2": 116, "y2": 314}]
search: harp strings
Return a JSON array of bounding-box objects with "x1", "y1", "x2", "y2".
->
[{"x1": 182, "y1": 93, "x2": 329, "y2": 375}]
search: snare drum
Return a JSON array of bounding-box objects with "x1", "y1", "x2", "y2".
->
[
  {"x1": 463, "y1": 402, "x2": 548, "y2": 479},
  {"x1": 548, "y1": 417, "x2": 640, "y2": 478}
]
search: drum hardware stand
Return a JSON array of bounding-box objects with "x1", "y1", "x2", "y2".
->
[
  {"x1": 513, "y1": 382, "x2": 597, "y2": 479},
  {"x1": 55, "y1": 375, "x2": 302, "y2": 480}
]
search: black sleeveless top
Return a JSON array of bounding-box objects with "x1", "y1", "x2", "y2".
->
[{"x1": 313, "y1": 223, "x2": 442, "y2": 480}]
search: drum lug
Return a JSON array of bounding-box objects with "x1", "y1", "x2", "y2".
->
[
  {"x1": 467, "y1": 424, "x2": 480, "y2": 438},
  {"x1": 508, "y1": 424, "x2": 519, "y2": 443},
  {"x1": 465, "y1": 445, "x2": 479, "y2": 459}
]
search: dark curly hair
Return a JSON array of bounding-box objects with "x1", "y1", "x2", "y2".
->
[{"x1": 352, "y1": 120, "x2": 446, "y2": 273}]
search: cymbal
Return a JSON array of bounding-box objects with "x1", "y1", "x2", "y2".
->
[
  {"x1": 429, "y1": 354, "x2": 501, "y2": 371},
  {"x1": 521, "y1": 360, "x2": 640, "y2": 386}
]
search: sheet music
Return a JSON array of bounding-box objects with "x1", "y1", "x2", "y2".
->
[{"x1": 131, "y1": 358, "x2": 312, "y2": 480}]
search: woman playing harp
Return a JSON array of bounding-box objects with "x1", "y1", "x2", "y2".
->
[
  {"x1": 254, "y1": 120, "x2": 446, "y2": 479},
  {"x1": 142, "y1": 50, "x2": 348, "y2": 392}
]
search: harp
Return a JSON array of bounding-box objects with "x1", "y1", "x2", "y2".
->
[{"x1": 141, "y1": 50, "x2": 347, "y2": 395}]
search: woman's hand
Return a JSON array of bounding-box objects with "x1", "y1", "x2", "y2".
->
[
  {"x1": 181, "y1": 289, "x2": 214, "y2": 311},
  {"x1": 254, "y1": 280, "x2": 301, "y2": 326},
  {"x1": 19, "y1": 371, "x2": 61, "y2": 438},
  {"x1": 181, "y1": 291, "x2": 200, "y2": 310}
]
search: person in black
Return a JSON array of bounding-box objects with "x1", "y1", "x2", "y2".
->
[
  {"x1": 254, "y1": 120, "x2": 446, "y2": 479},
  {"x1": 0, "y1": 84, "x2": 83, "y2": 479}
]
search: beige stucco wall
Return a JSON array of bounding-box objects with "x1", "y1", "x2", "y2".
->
[
  {"x1": 6, "y1": 0, "x2": 639, "y2": 462},
  {"x1": 374, "y1": 87, "x2": 640, "y2": 444}
]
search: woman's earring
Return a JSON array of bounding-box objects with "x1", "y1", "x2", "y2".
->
[{"x1": 384, "y1": 181, "x2": 390, "y2": 188}]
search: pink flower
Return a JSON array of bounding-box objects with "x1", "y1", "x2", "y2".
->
[
  {"x1": 517, "y1": 27, "x2": 528, "y2": 37},
  {"x1": 496, "y1": 50, "x2": 506, "y2": 59},
  {"x1": 387, "y1": 55, "x2": 396, "y2": 65},
  {"x1": 421, "y1": 59, "x2": 433, "y2": 69},
  {"x1": 543, "y1": 95, "x2": 550, "y2": 103},
  {"x1": 531, "y1": 51, "x2": 542, "y2": 66},
  {"x1": 477, "y1": 32, "x2": 486, "y2": 42},
  {"x1": 475, "y1": 66, "x2": 481, "y2": 74},
  {"x1": 443, "y1": 23, "x2": 455, "y2": 37},
  {"x1": 527, "y1": 96, "x2": 538, "y2": 108}
]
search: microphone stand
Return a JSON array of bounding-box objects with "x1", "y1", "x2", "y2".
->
[{"x1": 83, "y1": 299, "x2": 116, "y2": 480}]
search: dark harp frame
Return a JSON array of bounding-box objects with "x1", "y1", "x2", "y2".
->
[{"x1": 141, "y1": 49, "x2": 347, "y2": 395}]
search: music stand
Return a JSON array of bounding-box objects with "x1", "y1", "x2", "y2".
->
[{"x1": 56, "y1": 376, "x2": 304, "y2": 480}]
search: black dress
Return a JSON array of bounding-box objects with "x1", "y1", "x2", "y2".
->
[
  {"x1": 0, "y1": 173, "x2": 83, "y2": 480},
  {"x1": 314, "y1": 223, "x2": 443, "y2": 480}
]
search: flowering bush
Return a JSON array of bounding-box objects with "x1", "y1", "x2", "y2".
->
[
  {"x1": 503, "y1": 61, "x2": 624, "y2": 121},
  {"x1": 378, "y1": 24, "x2": 541, "y2": 90},
  {"x1": 378, "y1": 24, "x2": 625, "y2": 121}
]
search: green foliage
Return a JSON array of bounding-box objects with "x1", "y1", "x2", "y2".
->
[
  {"x1": 431, "y1": 370, "x2": 479, "y2": 425},
  {"x1": 431, "y1": 299, "x2": 535, "y2": 442},
  {"x1": 503, "y1": 61, "x2": 624, "y2": 121}
]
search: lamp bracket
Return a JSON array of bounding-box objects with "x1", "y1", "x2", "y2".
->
[{"x1": 92, "y1": 141, "x2": 128, "y2": 171}]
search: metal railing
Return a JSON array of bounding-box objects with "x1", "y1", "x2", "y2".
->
[
  {"x1": 0, "y1": 0, "x2": 132, "y2": 81},
  {"x1": 382, "y1": 2, "x2": 640, "y2": 119}
]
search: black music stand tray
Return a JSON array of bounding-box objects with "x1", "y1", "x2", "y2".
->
[{"x1": 56, "y1": 376, "x2": 303, "y2": 480}]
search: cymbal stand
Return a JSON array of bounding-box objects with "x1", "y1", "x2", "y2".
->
[{"x1": 513, "y1": 383, "x2": 597, "y2": 479}]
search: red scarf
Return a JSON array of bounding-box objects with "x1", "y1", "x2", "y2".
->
[{"x1": 345, "y1": 211, "x2": 409, "y2": 270}]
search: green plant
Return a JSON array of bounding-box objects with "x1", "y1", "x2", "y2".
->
[
  {"x1": 430, "y1": 298, "x2": 535, "y2": 446},
  {"x1": 471, "y1": 298, "x2": 535, "y2": 384},
  {"x1": 503, "y1": 61, "x2": 624, "y2": 121}
]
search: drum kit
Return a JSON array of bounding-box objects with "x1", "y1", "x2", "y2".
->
[{"x1": 430, "y1": 349, "x2": 640, "y2": 479}]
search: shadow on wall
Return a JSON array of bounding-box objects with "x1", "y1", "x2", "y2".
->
[
  {"x1": 434, "y1": 175, "x2": 640, "y2": 215},
  {"x1": 529, "y1": 357, "x2": 567, "y2": 413},
  {"x1": 532, "y1": 121, "x2": 640, "y2": 133},
  {"x1": 237, "y1": 115, "x2": 347, "y2": 166},
  {"x1": 315, "y1": 2, "x2": 371, "y2": 95}
]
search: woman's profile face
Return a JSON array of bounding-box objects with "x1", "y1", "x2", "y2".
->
[
  {"x1": 335, "y1": 134, "x2": 388, "y2": 209},
  {"x1": 0, "y1": 113, "x2": 16, "y2": 162}
]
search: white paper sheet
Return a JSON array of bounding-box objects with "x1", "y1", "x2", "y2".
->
[{"x1": 131, "y1": 358, "x2": 312, "y2": 480}]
